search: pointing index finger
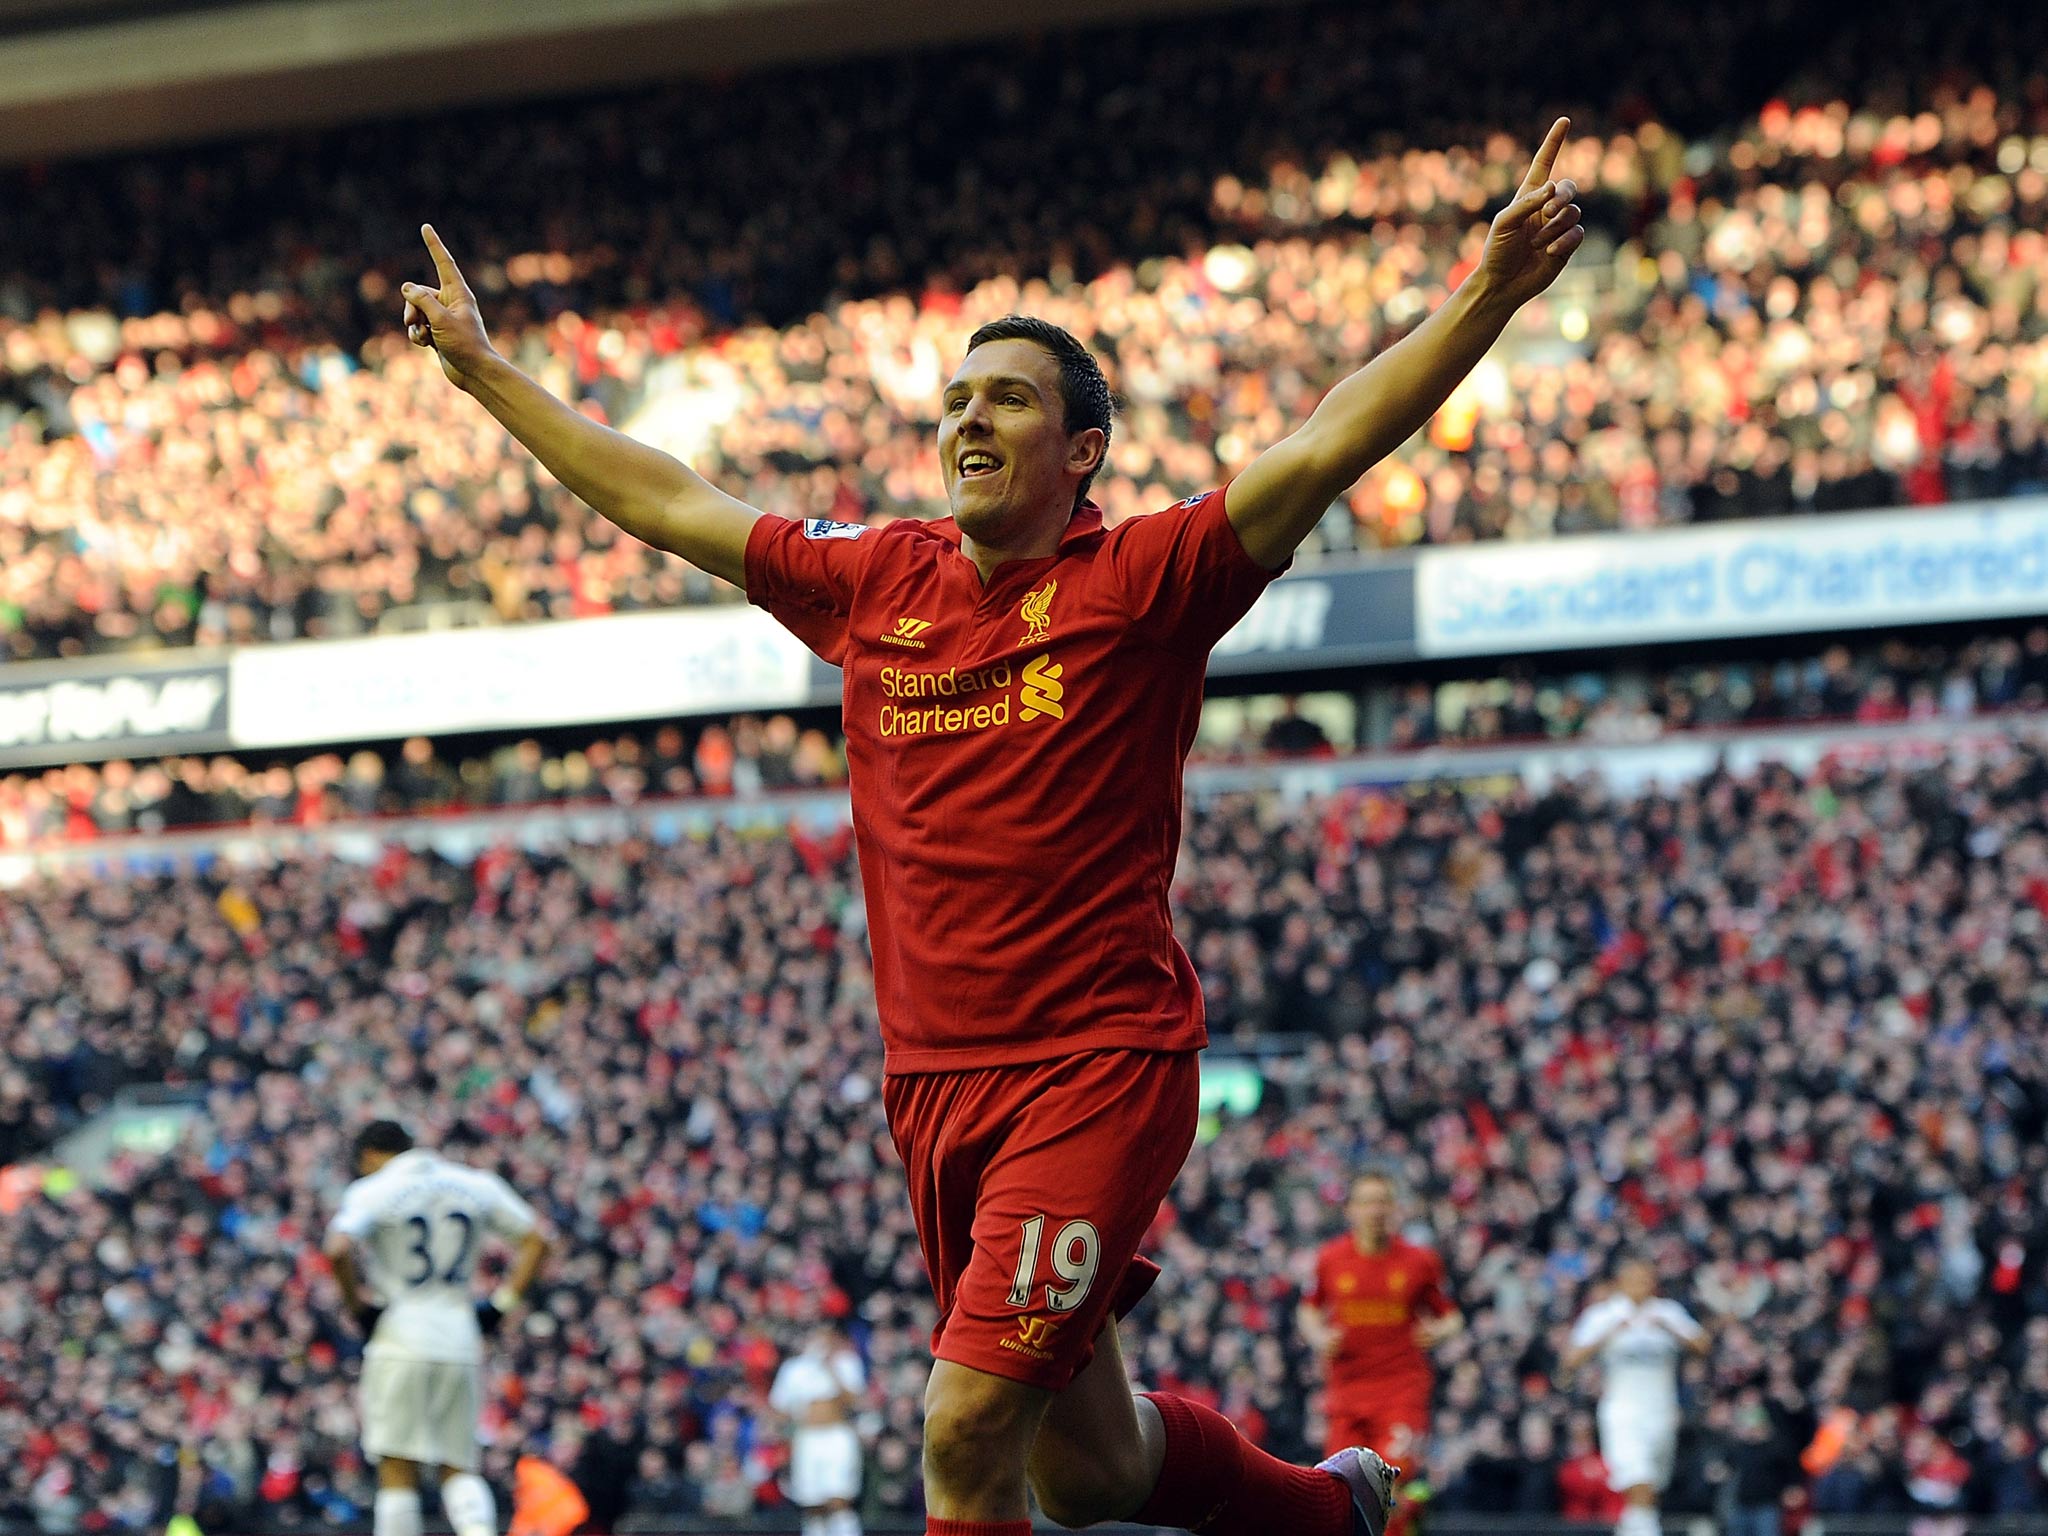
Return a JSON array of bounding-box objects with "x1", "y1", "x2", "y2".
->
[
  {"x1": 421, "y1": 223, "x2": 462, "y2": 288},
  {"x1": 1524, "y1": 117, "x2": 1570, "y2": 190}
]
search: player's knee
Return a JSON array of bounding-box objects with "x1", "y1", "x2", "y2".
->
[{"x1": 922, "y1": 1381, "x2": 1037, "y2": 1492}]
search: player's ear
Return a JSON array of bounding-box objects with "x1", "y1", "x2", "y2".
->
[{"x1": 1068, "y1": 426, "x2": 1106, "y2": 480}]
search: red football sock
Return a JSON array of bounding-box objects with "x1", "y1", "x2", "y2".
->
[
  {"x1": 924, "y1": 1522, "x2": 1032, "y2": 1536},
  {"x1": 1135, "y1": 1392, "x2": 1352, "y2": 1536}
]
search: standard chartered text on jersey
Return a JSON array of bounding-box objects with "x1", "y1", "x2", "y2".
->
[{"x1": 872, "y1": 654, "x2": 1066, "y2": 738}]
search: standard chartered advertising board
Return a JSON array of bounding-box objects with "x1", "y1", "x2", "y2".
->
[
  {"x1": 1413, "y1": 496, "x2": 2048, "y2": 658},
  {"x1": 3, "y1": 498, "x2": 2045, "y2": 769}
]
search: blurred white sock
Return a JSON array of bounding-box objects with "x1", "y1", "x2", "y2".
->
[
  {"x1": 826, "y1": 1510, "x2": 863, "y2": 1536},
  {"x1": 440, "y1": 1473, "x2": 497, "y2": 1536},
  {"x1": 373, "y1": 1488, "x2": 422, "y2": 1536}
]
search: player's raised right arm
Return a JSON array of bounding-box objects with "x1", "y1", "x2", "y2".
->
[{"x1": 401, "y1": 224, "x2": 759, "y2": 587}]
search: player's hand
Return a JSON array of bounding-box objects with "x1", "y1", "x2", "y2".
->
[
  {"x1": 1476, "y1": 117, "x2": 1584, "y2": 310},
  {"x1": 476, "y1": 1286, "x2": 520, "y2": 1337},
  {"x1": 401, "y1": 224, "x2": 498, "y2": 392}
]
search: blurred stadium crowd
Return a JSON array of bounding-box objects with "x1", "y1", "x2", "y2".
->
[
  {"x1": 8, "y1": 628, "x2": 2048, "y2": 848},
  {"x1": 6, "y1": 0, "x2": 2048, "y2": 1531},
  {"x1": 0, "y1": 0, "x2": 2045, "y2": 658},
  {"x1": 5, "y1": 740, "x2": 2048, "y2": 1529}
]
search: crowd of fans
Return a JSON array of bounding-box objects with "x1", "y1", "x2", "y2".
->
[
  {"x1": 1373, "y1": 626, "x2": 2048, "y2": 754},
  {"x1": 5, "y1": 734, "x2": 2048, "y2": 1529},
  {"x1": 0, "y1": 716, "x2": 849, "y2": 850},
  {"x1": 10, "y1": 626, "x2": 2048, "y2": 850},
  {"x1": 1, "y1": 0, "x2": 2046, "y2": 658}
]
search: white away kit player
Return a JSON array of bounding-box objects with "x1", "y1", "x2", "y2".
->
[
  {"x1": 1562, "y1": 1256, "x2": 1710, "y2": 1536},
  {"x1": 325, "y1": 1121, "x2": 553, "y2": 1536},
  {"x1": 770, "y1": 1326, "x2": 868, "y2": 1536}
]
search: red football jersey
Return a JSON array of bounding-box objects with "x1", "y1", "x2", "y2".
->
[
  {"x1": 745, "y1": 491, "x2": 1278, "y2": 1072},
  {"x1": 1309, "y1": 1235, "x2": 1452, "y2": 1385}
]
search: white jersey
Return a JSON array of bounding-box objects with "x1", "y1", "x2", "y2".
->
[
  {"x1": 1569, "y1": 1295, "x2": 1703, "y2": 1414},
  {"x1": 328, "y1": 1149, "x2": 538, "y2": 1364},
  {"x1": 770, "y1": 1347, "x2": 866, "y2": 1421}
]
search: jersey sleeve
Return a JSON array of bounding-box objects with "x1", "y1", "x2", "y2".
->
[
  {"x1": 744, "y1": 514, "x2": 874, "y2": 665},
  {"x1": 1654, "y1": 1299, "x2": 1705, "y2": 1342},
  {"x1": 1568, "y1": 1300, "x2": 1617, "y2": 1349},
  {"x1": 768, "y1": 1361, "x2": 802, "y2": 1415},
  {"x1": 327, "y1": 1180, "x2": 377, "y2": 1241},
  {"x1": 1306, "y1": 1246, "x2": 1331, "y2": 1309},
  {"x1": 1416, "y1": 1248, "x2": 1455, "y2": 1317},
  {"x1": 1103, "y1": 488, "x2": 1284, "y2": 657},
  {"x1": 480, "y1": 1173, "x2": 540, "y2": 1239}
]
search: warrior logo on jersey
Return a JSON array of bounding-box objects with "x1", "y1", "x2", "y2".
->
[
  {"x1": 1001, "y1": 1314, "x2": 1064, "y2": 1361},
  {"x1": 881, "y1": 615, "x2": 934, "y2": 648},
  {"x1": 804, "y1": 518, "x2": 868, "y2": 540}
]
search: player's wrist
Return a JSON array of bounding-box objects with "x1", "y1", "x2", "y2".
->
[
  {"x1": 1458, "y1": 268, "x2": 1519, "y2": 327},
  {"x1": 458, "y1": 347, "x2": 516, "y2": 396}
]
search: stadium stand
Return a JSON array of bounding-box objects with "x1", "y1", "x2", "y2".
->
[
  {"x1": 0, "y1": 0, "x2": 2044, "y2": 657},
  {"x1": 4, "y1": 729, "x2": 2048, "y2": 1528},
  {"x1": 6, "y1": 1, "x2": 2048, "y2": 1532}
]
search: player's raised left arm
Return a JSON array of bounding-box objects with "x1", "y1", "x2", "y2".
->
[{"x1": 1225, "y1": 118, "x2": 1583, "y2": 569}]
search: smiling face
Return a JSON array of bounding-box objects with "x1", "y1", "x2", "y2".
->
[{"x1": 937, "y1": 338, "x2": 1104, "y2": 546}]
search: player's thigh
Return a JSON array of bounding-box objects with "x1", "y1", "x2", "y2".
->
[
  {"x1": 360, "y1": 1354, "x2": 420, "y2": 1454},
  {"x1": 1028, "y1": 1320, "x2": 1157, "y2": 1516},
  {"x1": 1325, "y1": 1403, "x2": 1388, "y2": 1463},
  {"x1": 425, "y1": 1361, "x2": 482, "y2": 1471},
  {"x1": 941, "y1": 1051, "x2": 1198, "y2": 1392},
  {"x1": 791, "y1": 1425, "x2": 864, "y2": 1508},
  {"x1": 1599, "y1": 1407, "x2": 1671, "y2": 1495},
  {"x1": 1376, "y1": 1394, "x2": 1432, "y2": 1467}
]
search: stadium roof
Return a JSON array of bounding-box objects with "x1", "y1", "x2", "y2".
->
[{"x1": 0, "y1": 0, "x2": 1288, "y2": 163}]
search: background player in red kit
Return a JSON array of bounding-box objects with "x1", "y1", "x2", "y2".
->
[
  {"x1": 402, "y1": 120, "x2": 1584, "y2": 1536},
  {"x1": 1301, "y1": 1174, "x2": 1464, "y2": 1535}
]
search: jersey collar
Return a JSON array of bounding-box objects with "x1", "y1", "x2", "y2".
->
[{"x1": 929, "y1": 501, "x2": 1106, "y2": 555}]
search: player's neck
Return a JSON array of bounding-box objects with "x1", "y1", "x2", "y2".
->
[
  {"x1": 956, "y1": 502, "x2": 1069, "y2": 582},
  {"x1": 1351, "y1": 1231, "x2": 1390, "y2": 1255}
]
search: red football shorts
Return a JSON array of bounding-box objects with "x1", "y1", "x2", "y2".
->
[
  {"x1": 884, "y1": 1048, "x2": 1198, "y2": 1392},
  {"x1": 1326, "y1": 1378, "x2": 1433, "y2": 1465}
]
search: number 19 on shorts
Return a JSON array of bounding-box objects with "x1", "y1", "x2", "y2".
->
[{"x1": 1005, "y1": 1215, "x2": 1102, "y2": 1313}]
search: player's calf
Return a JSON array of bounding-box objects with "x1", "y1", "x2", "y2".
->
[
  {"x1": 1028, "y1": 1434, "x2": 1155, "y2": 1529},
  {"x1": 922, "y1": 1361, "x2": 1052, "y2": 1526}
]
